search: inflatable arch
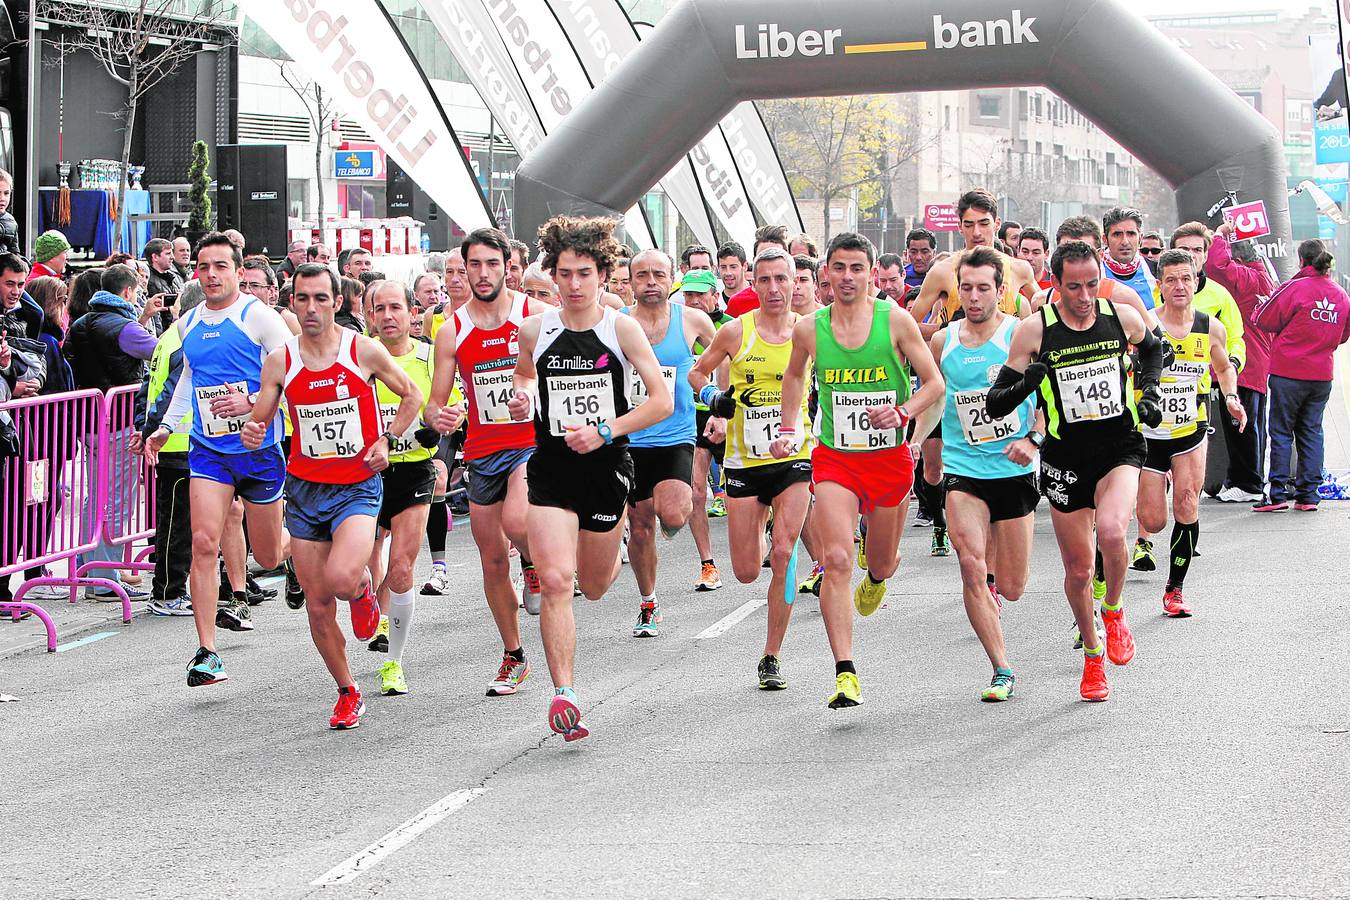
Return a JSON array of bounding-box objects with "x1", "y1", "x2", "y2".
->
[{"x1": 514, "y1": 0, "x2": 1295, "y2": 277}]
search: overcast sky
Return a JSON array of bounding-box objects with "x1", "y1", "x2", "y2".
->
[{"x1": 1134, "y1": 0, "x2": 1330, "y2": 16}]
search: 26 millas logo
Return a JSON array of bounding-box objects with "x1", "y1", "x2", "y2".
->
[
  {"x1": 1312, "y1": 297, "x2": 1341, "y2": 324},
  {"x1": 735, "y1": 9, "x2": 1038, "y2": 59}
]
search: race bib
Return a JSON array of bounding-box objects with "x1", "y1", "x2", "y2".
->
[
  {"x1": 954, "y1": 389, "x2": 1022, "y2": 445},
  {"x1": 195, "y1": 381, "x2": 249, "y2": 438},
  {"x1": 295, "y1": 398, "x2": 364, "y2": 459},
  {"x1": 631, "y1": 365, "x2": 677, "y2": 408},
  {"x1": 1155, "y1": 361, "x2": 1205, "y2": 432},
  {"x1": 378, "y1": 403, "x2": 418, "y2": 456},
  {"x1": 1055, "y1": 358, "x2": 1124, "y2": 424},
  {"x1": 832, "y1": 390, "x2": 898, "y2": 450},
  {"x1": 546, "y1": 373, "x2": 616, "y2": 437},
  {"x1": 473, "y1": 369, "x2": 516, "y2": 425},
  {"x1": 743, "y1": 405, "x2": 781, "y2": 460}
]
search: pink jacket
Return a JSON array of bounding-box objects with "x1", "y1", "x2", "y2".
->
[
  {"x1": 1253, "y1": 266, "x2": 1350, "y2": 382},
  {"x1": 1205, "y1": 235, "x2": 1273, "y2": 393}
]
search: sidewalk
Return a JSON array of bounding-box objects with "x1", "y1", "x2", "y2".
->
[{"x1": 0, "y1": 589, "x2": 143, "y2": 659}]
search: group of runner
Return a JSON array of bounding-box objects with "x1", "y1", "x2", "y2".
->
[{"x1": 134, "y1": 187, "x2": 1248, "y2": 736}]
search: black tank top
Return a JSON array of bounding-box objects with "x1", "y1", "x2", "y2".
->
[
  {"x1": 1036, "y1": 298, "x2": 1139, "y2": 443},
  {"x1": 532, "y1": 306, "x2": 632, "y2": 457}
]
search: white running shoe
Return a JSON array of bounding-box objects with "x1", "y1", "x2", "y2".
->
[
  {"x1": 1216, "y1": 486, "x2": 1264, "y2": 503},
  {"x1": 420, "y1": 567, "x2": 452, "y2": 596}
]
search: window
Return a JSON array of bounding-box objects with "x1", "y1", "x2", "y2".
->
[{"x1": 978, "y1": 95, "x2": 1001, "y2": 118}]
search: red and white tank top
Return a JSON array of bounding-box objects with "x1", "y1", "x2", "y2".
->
[
  {"x1": 453, "y1": 294, "x2": 534, "y2": 461},
  {"x1": 283, "y1": 328, "x2": 383, "y2": 484}
]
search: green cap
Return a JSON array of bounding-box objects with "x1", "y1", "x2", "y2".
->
[{"x1": 678, "y1": 269, "x2": 721, "y2": 294}]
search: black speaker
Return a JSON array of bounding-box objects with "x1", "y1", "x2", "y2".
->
[
  {"x1": 217, "y1": 143, "x2": 288, "y2": 257},
  {"x1": 387, "y1": 157, "x2": 450, "y2": 252}
]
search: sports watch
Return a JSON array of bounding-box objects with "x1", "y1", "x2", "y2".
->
[{"x1": 597, "y1": 422, "x2": 614, "y2": 444}]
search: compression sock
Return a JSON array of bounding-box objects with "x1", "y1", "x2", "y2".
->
[
  {"x1": 387, "y1": 589, "x2": 415, "y2": 661},
  {"x1": 426, "y1": 498, "x2": 448, "y2": 559},
  {"x1": 835, "y1": 659, "x2": 857, "y2": 676},
  {"x1": 929, "y1": 477, "x2": 947, "y2": 529},
  {"x1": 1167, "y1": 520, "x2": 1200, "y2": 590},
  {"x1": 1094, "y1": 546, "x2": 1105, "y2": 582},
  {"x1": 1083, "y1": 643, "x2": 1104, "y2": 658}
]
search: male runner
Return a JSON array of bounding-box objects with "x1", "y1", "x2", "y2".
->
[
  {"x1": 243, "y1": 263, "x2": 421, "y2": 728},
  {"x1": 678, "y1": 269, "x2": 730, "y2": 591},
  {"x1": 924, "y1": 247, "x2": 1040, "y2": 702},
  {"x1": 1017, "y1": 227, "x2": 1052, "y2": 291},
  {"x1": 366, "y1": 280, "x2": 439, "y2": 696},
  {"x1": 903, "y1": 229, "x2": 937, "y2": 291},
  {"x1": 142, "y1": 232, "x2": 293, "y2": 686},
  {"x1": 1140, "y1": 231, "x2": 1165, "y2": 275},
  {"x1": 873, "y1": 254, "x2": 907, "y2": 306},
  {"x1": 1137, "y1": 250, "x2": 1245, "y2": 617},
  {"x1": 427, "y1": 227, "x2": 545, "y2": 696},
  {"x1": 692, "y1": 247, "x2": 814, "y2": 689},
  {"x1": 622, "y1": 249, "x2": 716, "y2": 636},
  {"x1": 1101, "y1": 207, "x2": 1157, "y2": 309},
  {"x1": 422, "y1": 248, "x2": 471, "y2": 338},
  {"x1": 507, "y1": 239, "x2": 529, "y2": 293},
  {"x1": 608, "y1": 257, "x2": 634, "y2": 307},
  {"x1": 522, "y1": 263, "x2": 560, "y2": 306},
  {"x1": 726, "y1": 226, "x2": 792, "y2": 316},
  {"x1": 510, "y1": 214, "x2": 672, "y2": 741},
  {"x1": 998, "y1": 221, "x2": 1022, "y2": 254},
  {"x1": 717, "y1": 242, "x2": 749, "y2": 309},
  {"x1": 986, "y1": 240, "x2": 1165, "y2": 701},
  {"x1": 772, "y1": 232, "x2": 944, "y2": 709},
  {"x1": 790, "y1": 254, "x2": 827, "y2": 594}
]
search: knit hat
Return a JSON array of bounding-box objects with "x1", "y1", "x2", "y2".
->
[{"x1": 35, "y1": 230, "x2": 71, "y2": 264}]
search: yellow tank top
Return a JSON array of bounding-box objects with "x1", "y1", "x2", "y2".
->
[
  {"x1": 941, "y1": 252, "x2": 1021, "y2": 323},
  {"x1": 724, "y1": 312, "x2": 812, "y2": 469},
  {"x1": 376, "y1": 340, "x2": 436, "y2": 463},
  {"x1": 1144, "y1": 310, "x2": 1211, "y2": 441}
]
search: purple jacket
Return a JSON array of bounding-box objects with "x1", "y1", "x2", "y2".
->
[
  {"x1": 1253, "y1": 266, "x2": 1350, "y2": 382},
  {"x1": 1205, "y1": 235, "x2": 1273, "y2": 393}
]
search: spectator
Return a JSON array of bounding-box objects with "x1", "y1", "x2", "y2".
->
[
  {"x1": 222, "y1": 229, "x2": 246, "y2": 254},
  {"x1": 144, "y1": 238, "x2": 184, "y2": 299},
  {"x1": 171, "y1": 236, "x2": 192, "y2": 279},
  {"x1": 411, "y1": 272, "x2": 442, "y2": 311},
  {"x1": 68, "y1": 268, "x2": 106, "y2": 322},
  {"x1": 0, "y1": 169, "x2": 19, "y2": 256},
  {"x1": 63, "y1": 264, "x2": 157, "y2": 599},
  {"x1": 178, "y1": 279, "x2": 205, "y2": 314},
  {"x1": 788, "y1": 233, "x2": 819, "y2": 257},
  {"x1": 306, "y1": 242, "x2": 332, "y2": 265},
  {"x1": 25, "y1": 276, "x2": 73, "y2": 396},
  {"x1": 28, "y1": 231, "x2": 70, "y2": 283},
  {"x1": 343, "y1": 248, "x2": 374, "y2": 278},
  {"x1": 276, "y1": 239, "x2": 308, "y2": 282},
  {"x1": 240, "y1": 258, "x2": 278, "y2": 307},
  {"x1": 336, "y1": 276, "x2": 364, "y2": 333},
  {"x1": 1205, "y1": 223, "x2": 1276, "y2": 503},
  {"x1": 0, "y1": 252, "x2": 43, "y2": 341},
  {"x1": 1253, "y1": 239, "x2": 1350, "y2": 511}
]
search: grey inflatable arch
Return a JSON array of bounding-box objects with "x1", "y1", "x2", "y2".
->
[{"x1": 514, "y1": 0, "x2": 1295, "y2": 277}]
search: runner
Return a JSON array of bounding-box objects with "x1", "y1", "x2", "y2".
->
[
  {"x1": 903, "y1": 228, "x2": 937, "y2": 292},
  {"x1": 510, "y1": 215, "x2": 673, "y2": 741},
  {"x1": 522, "y1": 263, "x2": 560, "y2": 307},
  {"x1": 142, "y1": 232, "x2": 294, "y2": 686},
  {"x1": 421, "y1": 248, "x2": 470, "y2": 339},
  {"x1": 507, "y1": 239, "x2": 529, "y2": 294},
  {"x1": 691, "y1": 247, "x2": 814, "y2": 689},
  {"x1": 986, "y1": 240, "x2": 1165, "y2": 701},
  {"x1": 790, "y1": 254, "x2": 826, "y2": 594},
  {"x1": 1101, "y1": 207, "x2": 1157, "y2": 309},
  {"x1": 622, "y1": 249, "x2": 716, "y2": 637},
  {"x1": 678, "y1": 269, "x2": 730, "y2": 591},
  {"x1": 924, "y1": 247, "x2": 1041, "y2": 702},
  {"x1": 1016, "y1": 227, "x2": 1052, "y2": 291},
  {"x1": 426, "y1": 227, "x2": 547, "y2": 697},
  {"x1": 608, "y1": 257, "x2": 634, "y2": 307},
  {"x1": 366, "y1": 280, "x2": 441, "y2": 696},
  {"x1": 1137, "y1": 249, "x2": 1246, "y2": 617},
  {"x1": 243, "y1": 262, "x2": 422, "y2": 729},
  {"x1": 772, "y1": 232, "x2": 944, "y2": 709}
]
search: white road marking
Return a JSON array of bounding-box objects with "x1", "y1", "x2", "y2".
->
[
  {"x1": 310, "y1": 787, "x2": 487, "y2": 886},
  {"x1": 695, "y1": 597, "x2": 766, "y2": 639}
]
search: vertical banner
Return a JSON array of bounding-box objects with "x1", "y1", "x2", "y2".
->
[
  {"x1": 720, "y1": 105, "x2": 805, "y2": 233},
  {"x1": 236, "y1": 0, "x2": 493, "y2": 230},
  {"x1": 1311, "y1": 27, "x2": 1350, "y2": 240}
]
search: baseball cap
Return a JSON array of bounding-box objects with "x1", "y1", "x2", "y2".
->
[{"x1": 678, "y1": 269, "x2": 721, "y2": 294}]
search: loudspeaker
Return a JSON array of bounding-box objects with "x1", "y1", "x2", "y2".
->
[
  {"x1": 217, "y1": 143, "x2": 288, "y2": 257},
  {"x1": 387, "y1": 157, "x2": 451, "y2": 252}
]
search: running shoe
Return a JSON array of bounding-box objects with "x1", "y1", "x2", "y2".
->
[
  {"x1": 367, "y1": 616, "x2": 390, "y2": 652},
  {"x1": 486, "y1": 653, "x2": 530, "y2": 696},
  {"x1": 1080, "y1": 653, "x2": 1109, "y2": 701},
  {"x1": 548, "y1": 691, "x2": 589, "y2": 741},
  {"x1": 761, "y1": 521, "x2": 774, "y2": 568},
  {"x1": 827, "y1": 671, "x2": 862, "y2": 708},
  {"x1": 913, "y1": 511, "x2": 932, "y2": 528},
  {"x1": 245, "y1": 574, "x2": 276, "y2": 606},
  {"x1": 1129, "y1": 539, "x2": 1156, "y2": 572},
  {"x1": 378, "y1": 660, "x2": 408, "y2": 696},
  {"x1": 856, "y1": 532, "x2": 868, "y2": 571},
  {"x1": 285, "y1": 559, "x2": 305, "y2": 609},
  {"x1": 695, "y1": 561, "x2": 723, "y2": 592},
  {"x1": 798, "y1": 562, "x2": 824, "y2": 595},
  {"x1": 854, "y1": 575, "x2": 886, "y2": 617},
  {"x1": 349, "y1": 570, "x2": 380, "y2": 642},
  {"x1": 981, "y1": 669, "x2": 1015, "y2": 702},
  {"x1": 572, "y1": 576, "x2": 583, "y2": 597},
  {"x1": 420, "y1": 565, "x2": 452, "y2": 596},
  {"x1": 1101, "y1": 606, "x2": 1136, "y2": 665},
  {"x1": 149, "y1": 596, "x2": 193, "y2": 617},
  {"x1": 930, "y1": 527, "x2": 951, "y2": 557},
  {"x1": 1294, "y1": 502, "x2": 1319, "y2": 512},
  {"x1": 216, "y1": 597, "x2": 254, "y2": 632},
  {"x1": 186, "y1": 647, "x2": 228, "y2": 687},
  {"x1": 88, "y1": 582, "x2": 149, "y2": 601},
  {"x1": 1071, "y1": 612, "x2": 1104, "y2": 650},
  {"x1": 633, "y1": 601, "x2": 660, "y2": 638},
  {"x1": 988, "y1": 580, "x2": 1004, "y2": 611},
  {"x1": 708, "y1": 495, "x2": 727, "y2": 517},
  {"x1": 758, "y1": 654, "x2": 786, "y2": 690},
  {"x1": 330, "y1": 685, "x2": 365, "y2": 729},
  {"x1": 522, "y1": 564, "x2": 542, "y2": 616},
  {"x1": 1253, "y1": 500, "x2": 1289, "y2": 512},
  {"x1": 1162, "y1": 587, "x2": 1192, "y2": 618},
  {"x1": 620, "y1": 533, "x2": 629, "y2": 564},
  {"x1": 1217, "y1": 486, "x2": 1263, "y2": 503}
]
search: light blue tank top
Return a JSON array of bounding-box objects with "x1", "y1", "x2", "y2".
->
[
  {"x1": 1104, "y1": 261, "x2": 1157, "y2": 310},
  {"x1": 623, "y1": 304, "x2": 695, "y2": 447},
  {"x1": 180, "y1": 297, "x2": 281, "y2": 452},
  {"x1": 939, "y1": 316, "x2": 1034, "y2": 479}
]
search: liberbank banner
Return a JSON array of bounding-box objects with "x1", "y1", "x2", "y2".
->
[{"x1": 238, "y1": 0, "x2": 494, "y2": 230}]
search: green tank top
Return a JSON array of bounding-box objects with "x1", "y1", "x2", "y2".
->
[
  {"x1": 693, "y1": 308, "x2": 730, "y2": 412},
  {"x1": 376, "y1": 339, "x2": 435, "y2": 464},
  {"x1": 813, "y1": 300, "x2": 911, "y2": 452}
]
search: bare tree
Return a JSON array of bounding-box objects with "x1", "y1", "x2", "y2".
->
[
  {"x1": 276, "y1": 62, "x2": 336, "y2": 225},
  {"x1": 37, "y1": 0, "x2": 235, "y2": 251}
]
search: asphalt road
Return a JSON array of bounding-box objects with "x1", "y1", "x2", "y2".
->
[{"x1": 3, "y1": 479, "x2": 1349, "y2": 899}]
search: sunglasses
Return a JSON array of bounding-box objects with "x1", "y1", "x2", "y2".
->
[{"x1": 1139, "y1": 248, "x2": 1163, "y2": 256}]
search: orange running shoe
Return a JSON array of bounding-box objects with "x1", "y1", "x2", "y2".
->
[
  {"x1": 329, "y1": 685, "x2": 365, "y2": 729},
  {"x1": 1101, "y1": 606, "x2": 1135, "y2": 665},
  {"x1": 1080, "y1": 653, "x2": 1109, "y2": 702},
  {"x1": 1162, "y1": 587, "x2": 1192, "y2": 618}
]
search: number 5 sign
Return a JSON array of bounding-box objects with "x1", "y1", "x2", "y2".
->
[{"x1": 1222, "y1": 200, "x2": 1272, "y2": 242}]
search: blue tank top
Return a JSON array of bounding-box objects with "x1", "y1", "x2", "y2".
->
[
  {"x1": 179, "y1": 297, "x2": 284, "y2": 452},
  {"x1": 622, "y1": 304, "x2": 695, "y2": 447},
  {"x1": 939, "y1": 316, "x2": 1034, "y2": 479},
  {"x1": 1103, "y1": 261, "x2": 1157, "y2": 310}
]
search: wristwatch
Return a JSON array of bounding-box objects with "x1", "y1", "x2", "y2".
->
[
  {"x1": 1027, "y1": 431, "x2": 1046, "y2": 449},
  {"x1": 597, "y1": 422, "x2": 614, "y2": 445},
  {"x1": 380, "y1": 429, "x2": 397, "y2": 446}
]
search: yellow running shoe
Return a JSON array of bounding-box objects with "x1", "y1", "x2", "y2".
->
[
  {"x1": 854, "y1": 575, "x2": 886, "y2": 616},
  {"x1": 827, "y1": 671, "x2": 862, "y2": 708},
  {"x1": 856, "y1": 532, "x2": 867, "y2": 571},
  {"x1": 367, "y1": 615, "x2": 390, "y2": 652},
  {"x1": 378, "y1": 659, "x2": 408, "y2": 695}
]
